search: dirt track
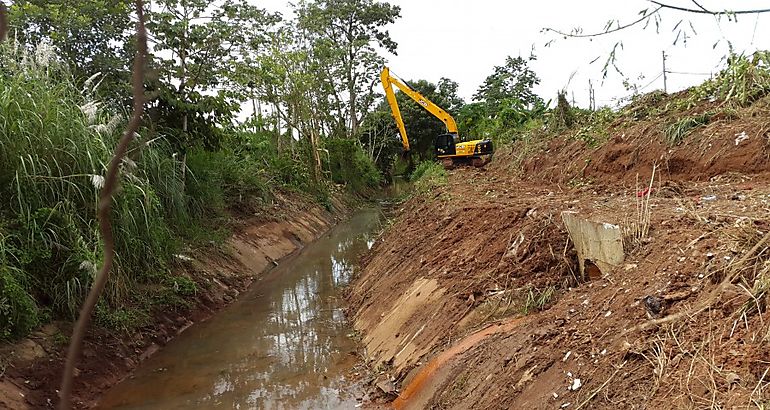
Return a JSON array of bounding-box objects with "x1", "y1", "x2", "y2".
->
[{"x1": 348, "y1": 103, "x2": 770, "y2": 409}]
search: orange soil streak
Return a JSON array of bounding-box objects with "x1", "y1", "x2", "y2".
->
[{"x1": 392, "y1": 316, "x2": 524, "y2": 409}]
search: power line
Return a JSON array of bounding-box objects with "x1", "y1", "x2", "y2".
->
[
  {"x1": 666, "y1": 70, "x2": 711, "y2": 76},
  {"x1": 639, "y1": 72, "x2": 664, "y2": 92}
]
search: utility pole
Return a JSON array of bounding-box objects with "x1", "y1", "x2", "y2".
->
[
  {"x1": 588, "y1": 79, "x2": 595, "y2": 111},
  {"x1": 662, "y1": 51, "x2": 668, "y2": 93}
]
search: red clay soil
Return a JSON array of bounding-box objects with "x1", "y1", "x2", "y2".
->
[
  {"x1": 0, "y1": 191, "x2": 351, "y2": 409},
  {"x1": 347, "y1": 94, "x2": 770, "y2": 409}
]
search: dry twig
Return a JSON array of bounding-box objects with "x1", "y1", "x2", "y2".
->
[{"x1": 58, "y1": 1, "x2": 147, "y2": 408}]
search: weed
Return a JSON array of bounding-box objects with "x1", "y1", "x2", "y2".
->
[
  {"x1": 664, "y1": 113, "x2": 712, "y2": 145},
  {"x1": 410, "y1": 161, "x2": 447, "y2": 193},
  {"x1": 689, "y1": 50, "x2": 770, "y2": 107},
  {"x1": 522, "y1": 286, "x2": 555, "y2": 314},
  {"x1": 94, "y1": 302, "x2": 149, "y2": 333},
  {"x1": 624, "y1": 166, "x2": 657, "y2": 250}
]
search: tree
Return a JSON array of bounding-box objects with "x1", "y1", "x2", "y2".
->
[
  {"x1": 473, "y1": 55, "x2": 543, "y2": 114},
  {"x1": 145, "y1": 0, "x2": 280, "y2": 152},
  {"x1": 437, "y1": 77, "x2": 465, "y2": 113},
  {"x1": 359, "y1": 109, "x2": 401, "y2": 175},
  {"x1": 9, "y1": 1, "x2": 135, "y2": 99},
  {"x1": 296, "y1": 0, "x2": 401, "y2": 137}
]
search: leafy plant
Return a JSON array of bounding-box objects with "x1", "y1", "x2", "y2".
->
[
  {"x1": 689, "y1": 50, "x2": 770, "y2": 107},
  {"x1": 664, "y1": 112, "x2": 712, "y2": 145}
]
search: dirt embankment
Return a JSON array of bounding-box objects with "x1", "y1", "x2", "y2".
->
[
  {"x1": 0, "y1": 191, "x2": 352, "y2": 409},
  {"x1": 348, "y1": 95, "x2": 770, "y2": 408}
]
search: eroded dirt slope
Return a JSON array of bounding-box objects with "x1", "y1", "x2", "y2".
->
[{"x1": 348, "y1": 95, "x2": 770, "y2": 409}]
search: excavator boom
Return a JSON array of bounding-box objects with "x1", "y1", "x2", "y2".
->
[
  {"x1": 379, "y1": 66, "x2": 493, "y2": 168},
  {"x1": 380, "y1": 67, "x2": 459, "y2": 151}
]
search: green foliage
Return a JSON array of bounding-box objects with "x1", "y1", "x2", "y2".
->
[
  {"x1": 474, "y1": 55, "x2": 543, "y2": 114},
  {"x1": 94, "y1": 302, "x2": 149, "y2": 333},
  {"x1": 548, "y1": 91, "x2": 575, "y2": 133},
  {"x1": 570, "y1": 107, "x2": 619, "y2": 148},
  {"x1": 9, "y1": 0, "x2": 134, "y2": 101},
  {"x1": 324, "y1": 138, "x2": 382, "y2": 193},
  {"x1": 664, "y1": 112, "x2": 712, "y2": 145},
  {"x1": 522, "y1": 286, "x2": 556, "y2": 314},
  {"x1": 689, "y1": 50, "x2": 770, "y2": 107},
  {"x1": 0, "y1": 45, "x2": 303, "y2": 339},
  {"x1": 296, "y1": 0, "x2": 402, "y2": 136},
  {"x1": 358, "y1": 110, "x2": 402, "y2": 176},
  {"x1": 410, "y1": 161, "x2": 447, "y2": 193},
  {"x1": 0, "y1": 264, "x2": 38, "y2": 340}
]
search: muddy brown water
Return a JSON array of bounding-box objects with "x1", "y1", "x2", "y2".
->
[{"x1": 96, "y1": 208, "x2": 384, "y2": 410}]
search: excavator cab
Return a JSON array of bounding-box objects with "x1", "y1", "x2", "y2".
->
[{"x1": 435, "y1": 133, "x2": 457, "y2": 156}]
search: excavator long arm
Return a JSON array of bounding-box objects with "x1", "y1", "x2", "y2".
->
[{"x1": 380, "y1": 67, "x2": 459, "y2": 152}]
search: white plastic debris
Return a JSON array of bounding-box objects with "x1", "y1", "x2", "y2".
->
[
  {"x1": 563, "y1": 351, "x2": 572, "y2": 362},
  {"x1": 735, "y1": 131, "x2": 749, "y2": 146},
  {"x1": 570, "y1": 378, "x2": 582, "y2": 391}
]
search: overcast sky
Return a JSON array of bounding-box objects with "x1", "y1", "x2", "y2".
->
[{"x1": 256, "y1": 0, "x2": 770, "y2": 108}]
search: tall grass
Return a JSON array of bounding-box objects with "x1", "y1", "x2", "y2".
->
[
  {"x1": 0, "y1": 42, "x2": 184, "y2": 337},
  {"x1": 0, "y1": 41, "x2": 378, "y2": 340}
]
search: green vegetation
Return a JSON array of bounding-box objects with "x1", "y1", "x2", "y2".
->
[
  {"x1": 522, "y1": 286, "x2": 556, "y2": 314},
  {"x1": 0, "y1": 0, "x2": 398, "y2": 340},
  {"x1": 664, "y1": 112, "x2": 712, "y2": 146},
  {"x1": 410, "y1": 162, "x2": 448, "y2": 193}
]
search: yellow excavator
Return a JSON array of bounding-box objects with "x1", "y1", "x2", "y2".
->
[{"x1": 380, "y1": 66, "x2": 493, "y2": 168}]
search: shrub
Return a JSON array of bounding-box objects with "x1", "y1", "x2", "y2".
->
[{"x1": 324, "y1": 138, "x2": 381, "y2": 193}]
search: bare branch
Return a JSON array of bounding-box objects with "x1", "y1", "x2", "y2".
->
[
  {"x1": 690, "y1": 0, "x2": 710, "y2": 13},
  {"x1": 0, "y1": 1, "x2": 8, "y2": 43},
  {"x1": 58, "y1": 1, "x2": 147, "y2": 408},
  {"x1": 650, "y1": 0, "x2": 770, "y2": 15},
  {"x1": 543, "y1": 7, "x2": 662, "y2": 38}
]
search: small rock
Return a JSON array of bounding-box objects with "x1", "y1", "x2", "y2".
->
[
  {"x1": 643, "y1": 295, "x2": 664, "y2": 317},
  {"x1": 375, "y1": 377, "x2": 395, "y2": 394}
]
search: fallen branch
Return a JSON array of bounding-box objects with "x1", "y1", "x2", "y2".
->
[{"x1": 58, "y1": 1, "x2": 147, "y2": 408}]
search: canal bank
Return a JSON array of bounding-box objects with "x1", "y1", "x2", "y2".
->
[
  {"x1": 0, "y1": 192, "x2": 358, "y2": 409},
  {"x1": 96, "y1": 208, "x2": 383, "y2": 409}
]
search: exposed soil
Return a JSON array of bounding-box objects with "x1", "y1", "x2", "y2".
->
[
  {"x1": 347, "y1": 95, "x2": 770, "y2": 409},
  {"x1": 0, "y1": 190, "x2": 352, "y2": 409}
]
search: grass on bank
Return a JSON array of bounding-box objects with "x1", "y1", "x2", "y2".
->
[{"x1": 0, "y1": 42, "x2": 380, "y2": 340}]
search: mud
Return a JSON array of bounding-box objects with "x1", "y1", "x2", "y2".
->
[{"x1": 348, "y1": 96, "x2": 770, "y2": 409}]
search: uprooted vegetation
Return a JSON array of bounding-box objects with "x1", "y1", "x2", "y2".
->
[
  {"x1": 348, "y1": 50, "x2": 770, "y2": 409},
  {"x1": 496, "y1": 55, "x2": 770, "y2": 187}
]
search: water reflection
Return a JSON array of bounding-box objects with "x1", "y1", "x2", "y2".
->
[{"x1": 96, "y1": 208, "x2": 383, "y2": 410}]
